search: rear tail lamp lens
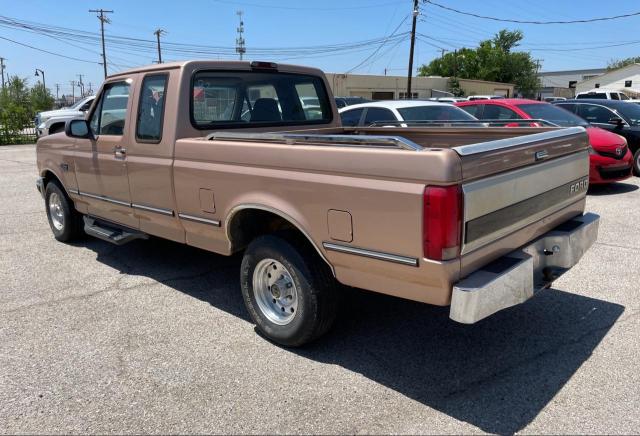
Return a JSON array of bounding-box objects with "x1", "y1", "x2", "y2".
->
[{"x1": 423, "y1": 185, "x2": 463, "y2": 261}]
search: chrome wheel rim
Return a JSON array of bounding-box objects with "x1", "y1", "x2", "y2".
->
[
  {"x1": 48, "y1": 192, "x2": 64, "y2": 231},
  {"x1": 252, "y1": 259, "x2": 298, "y2": 325}
]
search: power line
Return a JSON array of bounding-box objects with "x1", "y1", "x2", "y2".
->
[
  {"x1": 212, "y1": 0, "x2": 405, "y2": 11},
  {"x1": 346, "y1": 15, "x2": 409, "y2": 73},
  {"x1": 0, "y1": 35, "x2": 97, "y2": 63},
  {"x1": 423, "y1": 0, "x2": 640, "y2": 24}
]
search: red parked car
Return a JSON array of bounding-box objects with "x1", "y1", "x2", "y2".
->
[{"x1": 456, "y1": 99, "x2": 633, "y2": 184}]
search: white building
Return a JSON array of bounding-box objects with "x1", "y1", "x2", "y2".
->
[
  {"x1": 575, "y1": 63, "x2": 640, "y2": 97},
  {"x1": 536, "y1": 68, "x2": 607, "y2": 99},
  {"x1": 324, "y1": 73, "x2": 514, "y2": 100}
]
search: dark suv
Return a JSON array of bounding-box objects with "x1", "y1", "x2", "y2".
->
[{"x1": 553, "y1": 99, "x2": 640, "y2": 175}]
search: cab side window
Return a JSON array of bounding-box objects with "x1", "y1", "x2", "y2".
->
[
  {"x1": 136, "y1": 74, "x2": 168, "y2": 142},
  {"x1": 89, "y1": 82, "x2": 130, "y2": 136},
  {"x1": 577, "y1": 104, "x2": 616, "y2": 124},
  {"x1": 340, "y1": 108, "x2": 364, "y2": 127},
  {"x1": 482, "y1": 105, "x2": 521, "y2": 120}
]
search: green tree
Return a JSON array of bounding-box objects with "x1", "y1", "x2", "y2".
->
[
  {"x1": 30, "y1": 82, "x2": 54, "y2": 113},
  {"x1": 607, "y1": 56, "x2": 640, "y2": 71},
  {"x1": 418, "y1": 30, "x2": 540, "y2": 98},
  {"x1": 0, "y1": 75, "x2": 33, "y2": 144},
  {"x1": 447, "y1": 77, "x2": 465, "y2": 97}
]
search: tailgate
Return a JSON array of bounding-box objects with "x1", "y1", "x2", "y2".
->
[{"x1": 452, "y1": 127, "x2": 590, "y2": 255}]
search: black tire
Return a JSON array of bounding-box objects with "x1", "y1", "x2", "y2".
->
[
  {"x1": 240, "y1": 234, "x2": 339, "y2": 347},
  {"x1": 44, "y1": 180, "x2": 84, "y2": 242},
  {"x1": 633, "y1": 148, "x2": 640, "y2": 176}
]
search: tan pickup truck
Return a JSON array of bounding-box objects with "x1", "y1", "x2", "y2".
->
[{"x1": 36, "y1": 61, "x2": 599, "y2": 346}]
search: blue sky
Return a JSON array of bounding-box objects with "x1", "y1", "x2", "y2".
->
[{"x1": 1, "y1": 0, "x2": 639, "y2": 97}]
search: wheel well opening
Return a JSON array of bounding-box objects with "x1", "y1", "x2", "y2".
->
[
  {"x1": 42, "y1": 170, "x2": 61, "y2": 187},
  {"x1": 228, "y1": 208, "x2": 334, "y2": 274},
  {"x1": 229, "y1": 209, "x2": 298, "y2": 252},
  {"x1": 48, "y1": 122, "x2": 65, "y2": 134}
]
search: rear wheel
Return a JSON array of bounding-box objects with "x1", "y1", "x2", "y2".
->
[
  {"x1": 240, "y1": 234, "x2": 339, "y2": 347},
  {"x1": 44, "y1": 181, "x2": 84, "y2": 242},
  {"x1": 633, "y1": 149, "x2": 640, "y2": 176}
]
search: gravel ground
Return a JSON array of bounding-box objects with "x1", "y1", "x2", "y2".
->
[{"x1": 0, "y1": 143, "x2": 638, "y2": 434}]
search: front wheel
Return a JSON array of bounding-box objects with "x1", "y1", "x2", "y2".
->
[
  {"x1": 633, "y1": 148, "x2": 640, "y2": 176},
  {"x1": 240, "y1": 234, "x2": 339, "y2": 347},
  {"x1": 44, "y1": 181, "x2": 84, "y2": 242}
]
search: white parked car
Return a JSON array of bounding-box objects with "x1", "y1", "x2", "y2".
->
[
  {"x1": 35, "y1": 96, "x2": 95, "y2": 136},
  {"x1": 576, "y1": 89, "x2": 630, "y2": 100},
  {"x1": 338, "y1": 100, "x2": 477, "y2": 127}
]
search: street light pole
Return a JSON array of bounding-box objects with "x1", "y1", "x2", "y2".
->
[{"x1": 35, "y1": 68, "x2": 45, "y2": 90}]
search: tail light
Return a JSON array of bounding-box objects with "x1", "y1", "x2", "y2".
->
[{"x1": 423, "y1": 185, "x2": 463, "y2": 261}]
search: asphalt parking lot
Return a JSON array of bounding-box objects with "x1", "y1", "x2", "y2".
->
[{"x1": 1, "y1": 143, "x2": 639, "y2": 434}]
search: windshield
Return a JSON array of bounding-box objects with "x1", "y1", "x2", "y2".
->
[
  {"x1": 397, "y1": 105, "x2": 476, "y2": 121},
  {"x1": 69, "y1": 98, "x2": 88, "y2": 110},
  {"x1": 617, "y1": 103, "x2": 640, "y2": 126},
  {"x1": 516, "y1": 104, "x2": 589, "y2": 127}
]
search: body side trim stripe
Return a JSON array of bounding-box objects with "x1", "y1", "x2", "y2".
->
[
  {"x1": 79, "y1": 191, "x2": 131, "y2": 207},
  {"x1": 322, "y1": 242, "x2": 418, "y2": 267},
  {"x1": 132, "y1": 203, "x2": 174, "y2": 216},
  {"x1": 178, "y1": 213, "x2": 221, "y2": 227}
]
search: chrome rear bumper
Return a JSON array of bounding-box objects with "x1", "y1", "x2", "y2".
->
[{"x1": 450, "y1": 213, "x2": 600, "y2": 324}]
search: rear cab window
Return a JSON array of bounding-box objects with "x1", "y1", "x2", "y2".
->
[{"x1": 191, "y1": 70, "x2": 332, "y2": 129}]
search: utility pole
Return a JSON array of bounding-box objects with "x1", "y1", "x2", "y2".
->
[
  {"x1": 154, "y1": 28, "x2": 165, "y2": 63},
  {"x1": 87, "y1": 82, "x2": 93, "y2": 95},
  {"x1": 0, "y1": 57, "x2": 5, "y2": 89},
  {"x1": 77, "y1": 74, "x2": 85, "y2": 97},
  {"x1": 235, "y1": 10, "x2": 246, "y2": 60},
  {"x1": 70, "y1": 80, "x2": 76, "y2": 104},
  {"x1": 441, "y1": 48, "x2": 447, "y2": 58},
  {"x1": 406, "y1": 0, "x2": 419, "y2": 99},
  {"x1": 55, "y1": 83, "x2": 60, "y2": 99},
  {"x1": 89, "y1": 9, "x2": 113, "y2": 79}
]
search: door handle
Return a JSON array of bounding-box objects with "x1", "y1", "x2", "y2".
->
[{"x1": 114, "y1": 147, "x2": 126, "y2": 159}]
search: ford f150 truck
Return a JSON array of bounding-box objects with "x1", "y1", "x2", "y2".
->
[{"x1": 36, "y1": 61, "x2": 599, "y2": 346}]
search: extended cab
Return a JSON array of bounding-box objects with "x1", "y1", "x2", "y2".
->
[{"x1": 36, "y1": 61, "x2": 599, "y2": 346}]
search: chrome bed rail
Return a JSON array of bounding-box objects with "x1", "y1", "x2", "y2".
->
[
  {"x1": 206, "y1": 132, "x2": 423, "y2": 151},
  {"x1": 367, "y1": 119, "x2": 560, "y2": 127}
]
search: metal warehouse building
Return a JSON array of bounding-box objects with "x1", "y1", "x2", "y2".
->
[{"x1": 324, "y1": 73, "x2": 515, "y2": 100}]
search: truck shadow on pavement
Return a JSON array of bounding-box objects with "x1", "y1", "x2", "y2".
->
[
  {"x1": 85, "y1": 236, "x2": 624, "y2": 435},
  {"x1": 588, "y1": 181, "x2": 638, "y2": 195}
]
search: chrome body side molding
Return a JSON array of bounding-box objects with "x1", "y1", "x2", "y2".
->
[
  {"x1": 132, "y1": 203, "x2": 175, "y2": 216},
  {"x1": 178, "y1": 213, "x2": 221, "y2": 227},
  {"x1": 322, "y1": 242, "x2": 418, "y2": 267}
]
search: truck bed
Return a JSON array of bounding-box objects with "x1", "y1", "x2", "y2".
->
[{"x1": 173, "y1": 126, "x2": 589, "y2": 305}]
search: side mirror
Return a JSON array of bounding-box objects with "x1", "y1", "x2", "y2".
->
[
  {"x1": 608, "y1": 116, "x2": 625, "y2": 127},
  {"x1": 65, "y1": 119, "x2": 92, "y2": 139}
]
